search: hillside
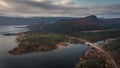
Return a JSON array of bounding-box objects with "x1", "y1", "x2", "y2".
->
[{"x1": 42, "y1": 15, "x2": 120, "y2": 34}]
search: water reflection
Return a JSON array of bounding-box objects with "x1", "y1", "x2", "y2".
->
[
  {"x1": 4, "y1": 44, "x2": 89, "y2": 68},
  {"x1": 0, "y1": 25, "x2": 89, "y2": 68},
  {"x1": 0, "y1": 25, "x2": 28, "y2": 34}
]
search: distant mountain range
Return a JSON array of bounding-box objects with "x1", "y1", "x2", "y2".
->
[
  {"x1": 0, "y1": 15, "x2": 120, "y2": 33},
  {"x1": 0, "y1": 16, "x2": 74, "y2": 25},
  {"x1": 56, "y1": 15, "x2": 120, "y2": 27},
  {"x1": 0, "y1": 15, "x2": 120, "y2": 26},
  {"x1": 42, "y1": 15, "x2": 120, "y2": 34}
]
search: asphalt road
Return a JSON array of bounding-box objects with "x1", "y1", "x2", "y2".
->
[{"x1": 72, "y1": 37, "x2": 118, "y2": 68}]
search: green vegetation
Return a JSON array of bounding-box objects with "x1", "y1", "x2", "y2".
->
[
  {"x1": 10, "y1": 20, "x2": 120, "y2": 67},
  {"x1": 18, "y1": 33, "x2": 68, "y2": 47},
  {"x1": 9, "y1": 33, "x2": 69, "y2": 55},
  {"x1": 70, "y1": 30, "x2": 120, "y2": 42},
  {"x1": 75, "y1": 38, "x2": 120, "y2": 68},
  {"x1": 103, "y1": 38, "x2": 120, "y2": 65},
  {"x1": 103, "y1": 38, "x2": 120, "y2": 54},
  {"x1": 75, "y1": 49, "x2": 113, "y2": 68},
  {"x1": 28, "y1": 23, "x2": 120, "y2": 42}
]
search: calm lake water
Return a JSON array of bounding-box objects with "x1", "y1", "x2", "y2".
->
[{"x1": 0, "y1": 25, "x2": 89, "y2": 68}]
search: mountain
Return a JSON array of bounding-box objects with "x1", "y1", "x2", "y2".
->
[
  {"x1": 1, "y1": 15, "x2": 120, "y2": 34},
  {"x1": 56, "y1": 15, "x2": 102, "y2": 25},
  {"x1": 0, "y1": 16, "x2": 74, "y2": 25},
  {"x1": 43, "y1": 15, "x2": 120, "y2": 34}
]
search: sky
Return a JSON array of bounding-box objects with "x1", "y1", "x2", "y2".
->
[{"x1": 0, "y1": 0, "x2": 120, "y2": 18}]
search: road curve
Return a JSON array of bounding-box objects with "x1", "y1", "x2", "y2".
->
[{"x1": 71, "y1": 37, "x2": 118, "y2": 68}]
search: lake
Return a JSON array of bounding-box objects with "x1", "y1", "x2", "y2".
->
[{"x1": 0, "y1": 25, "x2": 89, "y2": 68}]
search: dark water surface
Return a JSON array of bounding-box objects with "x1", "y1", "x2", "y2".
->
[{"x1": 0, "y1": 25, "x2": 89, "y2": 68}]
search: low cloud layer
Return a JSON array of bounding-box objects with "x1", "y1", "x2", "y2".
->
[{"x1": 0, "y1": 0, "x2": 120, "y2": 18}]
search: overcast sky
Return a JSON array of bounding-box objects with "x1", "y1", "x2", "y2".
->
[{"x1": 0, "y1": 0, "x2": 120, "y2": 18}]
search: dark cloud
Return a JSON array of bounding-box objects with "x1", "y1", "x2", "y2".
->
[{"x1": 0, "y1": 0, "x2": 120, "y2": 17}]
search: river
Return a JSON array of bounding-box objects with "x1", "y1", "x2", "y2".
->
[{"x1": 0, "y1": 25, "x2": 89, "y2": 68}]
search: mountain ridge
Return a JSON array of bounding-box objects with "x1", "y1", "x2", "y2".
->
[{"x1": 42, "y1": 15, "x2": 120, "y2": 34}]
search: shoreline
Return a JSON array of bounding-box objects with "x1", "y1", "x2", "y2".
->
[
  {"x1": 9, "y1": 33, "x2": 73, "y2": 55},
  {"x1": 75, "y1": 37, "x2": 120, "y2": 68},
  {"x1": 9, "y1": 42, "x2": 71, "y2": 55}
]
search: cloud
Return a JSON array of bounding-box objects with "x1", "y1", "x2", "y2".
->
[
  {"x1": 59, "y1": 0, "x2": 75, "y2": 5},
  {"x1": 0, "y1": 0, "x2": 120, "y2": 18}
]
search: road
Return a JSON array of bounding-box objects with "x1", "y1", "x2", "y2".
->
[{"x1": 71, "y1": 37, "x2": 118, "y2": 68}]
